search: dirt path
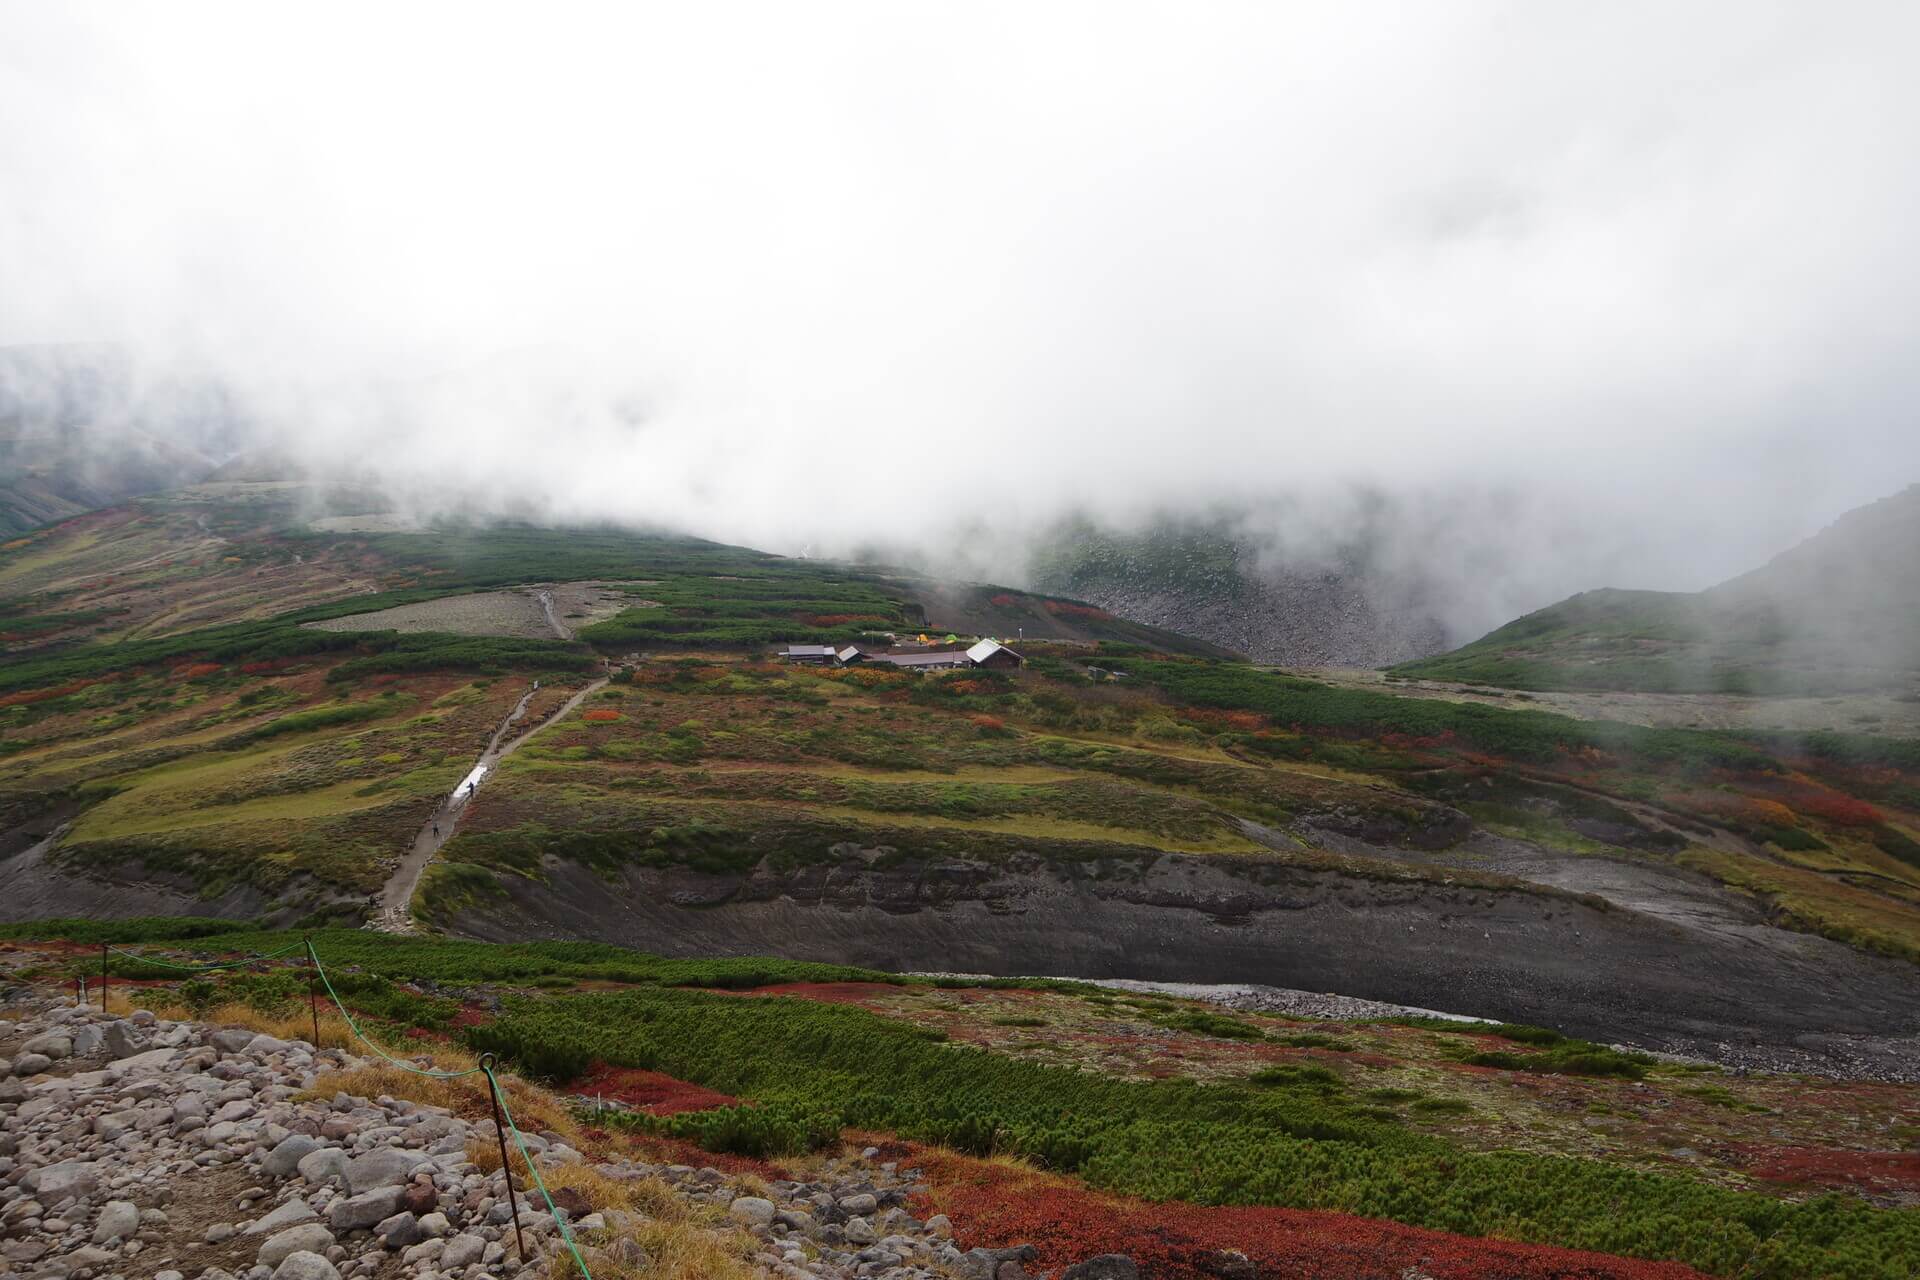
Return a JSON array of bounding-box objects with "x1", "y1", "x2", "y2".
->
[{"x1": 371, "y1": 675, "x2": 609, "y2": 933}]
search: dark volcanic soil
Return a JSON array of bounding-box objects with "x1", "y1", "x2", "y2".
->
[{"x1": 449, "y1": 847, "x2": 1920, "y2": 1077}]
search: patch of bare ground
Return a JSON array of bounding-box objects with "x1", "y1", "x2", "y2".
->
[
  {"x1": 1312, "y1": 667, "x2": 1920, "y2": 736},
  {"x1": 304, "y1": 582, "x2": 654, "y2": 640}
]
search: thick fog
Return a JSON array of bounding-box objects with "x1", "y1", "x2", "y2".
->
[{"x1": 4, "y1": 3, "x2": 1919, "y2": 633}]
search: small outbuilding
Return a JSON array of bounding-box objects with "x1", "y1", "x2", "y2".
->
[
  {"x1": 966, "y1": 638, "x2": 1024, "y2": 670},
  {"x1": 778, "y1": 644, "x2": 839, "y2": 664}
]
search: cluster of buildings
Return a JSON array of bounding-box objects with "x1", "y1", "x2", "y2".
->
[{"x1": 778, "y1": 637, "x2": 1024, "y2": 671}]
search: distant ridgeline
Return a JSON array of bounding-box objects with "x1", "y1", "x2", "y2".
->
[{"x1": 1394, "y1": 484, "x2": 1920, "y2": 695}]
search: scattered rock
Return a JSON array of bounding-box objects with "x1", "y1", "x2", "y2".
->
[
  {"x1": 92, "y1": 1200, "x2": 142, "y2": 1244},
  {"x1": 260, "y1": 1223, "x2": 338, "y2": 1266},
  {"x1": 248, "y1": 1199, "x2": 322, "y2": 1234},
  {"x1": 264, "y1": 1134, "x2": 325, "y2": 1178},
  {"x1": 728, "y1": 1195, "x2": 777, "y2": 1227},
  {"x1": 329, "y1": 1186, "x2": 408, "y2": 1232},
  {"x1": 270, "y1": 1249, "x2": 342, "y2": 1280},
  {"x1": 1063, "y1": 1256, "x2": 1141, "y2": 1280}
]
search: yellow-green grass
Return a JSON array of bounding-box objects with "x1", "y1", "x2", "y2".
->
[
  {"x1": 72, "y1": 775, "x2": 419, "y2": 841},
  {"x1": 1680, "y1": 846, "x2": 1920, "y2": 964}
]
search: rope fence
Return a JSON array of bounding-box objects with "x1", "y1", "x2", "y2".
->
[{"x1": 85, "y1": 938, "x2": 590, "y2": 1278}]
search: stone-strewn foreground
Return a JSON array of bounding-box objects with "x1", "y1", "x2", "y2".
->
[{"x1": 0, "y1": 996, "x2": 1124, "y2": 1280}]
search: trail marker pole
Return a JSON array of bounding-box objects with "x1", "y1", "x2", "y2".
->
[
  {"x1": 100, "y1": 943, "x2": 108, "y2": 1012},
  {"x1": 479, "y1": 1054, "x2": 527, "y2": 1261},
  {"x1": 305, "y1": 938, "x2": 321, "y2": 1047}
]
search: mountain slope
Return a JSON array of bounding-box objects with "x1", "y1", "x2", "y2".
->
[
  {"x1": 1394, "y1": 485, "x2": 1920, "y2": 694},
  {"x1": 0, "y1": 344, "x2": 232, "y2": 535},
  {"x1": 1029, "y1": 519, "x2": 1451, "y2": 667}
]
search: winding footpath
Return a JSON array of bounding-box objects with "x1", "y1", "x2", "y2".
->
[{"x1": 371, "y1": 676, "x2": 608, "y2": 933}]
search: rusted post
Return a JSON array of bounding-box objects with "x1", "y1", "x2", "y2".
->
[
  {"x1": 305, "y1": 937, "x2": 321, "y2": 1048},
  {"x1": 479, "y1": 1054, "x2": 527, "y2": 1260},
  {"x1": 100, "y1": 942, "x2": 108, "y2": 1012}
]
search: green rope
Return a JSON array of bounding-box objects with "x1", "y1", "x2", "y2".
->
[
  {"x1": 106, "y1": 940, "x2": 305, "y2": 971},
  {"x1": 486, "y1": 1065, "x2": 594, "y2": 1279},
  {"x1": 309, "y1": 949, "x2": 484, "y2": 1079}
]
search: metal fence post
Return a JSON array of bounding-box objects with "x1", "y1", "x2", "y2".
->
[
  {"x1": 305, "y1": 938, "x2": 321, "y2": 1047},
  {"x1": 479, "y1": 1054, "x2": 527, "y2": 1261}
]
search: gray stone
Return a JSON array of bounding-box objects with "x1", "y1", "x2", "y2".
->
[
  {"x1": 344, "y1": 1146, "x2": 431, "y2": 1194},
  {"x1": 69, "y1": 1025, "x2": 104, "y2": 1056},
  {"x1": 94, "y1": 1109, "x2": 140, "y2": 1141},
  {"x1": 11, "y1": 1053, "x2": 50, "y2": 1077},
  {"x1": 1062, "y1": 1256, "x2": 1140, "y2": 1280},
  {"x1": 263, "y1": 1135, "x2": 324, "y2": 1179},
  {"x1": 441, "y1": 1234, "x2": 486, "y2": 1269},
  {"x1": 60, "y1": 1245, "x2": 120, "y2": 1271},
  {"x1": 415, "y1": 1212, "x2": 450, "y2": 1238},
  {"x1": 838, "y1": 1192, "x2": 879, "y2": 1216},
  {"x1": 20, "y1": 1031, "x2": 72, "y2": 1060},
  {"x1": 259, "y1": 1224, "x2": 337, "y2": 1266},
  {"x1": 244, "y1": 1033, "x2": 294, "y2": 1056},
  {"x1": 844, "y1": 1215, "x2": 878, "y2": 1245},
  {"x1": 269, "y1": 1250, "x2": 341, "y2": 1280},
  {"x1": 296, "y1": 1147, "x2": 350, "y2": 1185},
  {"x1": 101, "y1": 1020, "x2": 143, "y2": 1059},
  {"x1": 207, "y1": 1223, "x2": 239, "y2": 1243},
  {"x1": 247, "y1": 1200, "x2": 320, "y2": 1235},
  {"x1": 106, "y1": 1047, "x2": 179, "y2": 1078},
  {"x1": 20, "y1": 1159, "x2": 100, "y2": 1199},
  {"x1": 92, "y1": 1200, "x2": 141, "y2": 1244},
  {"x1": 328, "y1": 1186, "x2": 407, "y2": 1232},
  {"x1": 727, "y1": 1196, "x2": 776, "y2": 1227},
  {"x1": 377, "y1": 1211, "x2": 422, "y2": 1248},
  {"x1": 926, "y1": 1213, "x2": 953, "y2": 1236},
  {"x1": 210, "y1": 1029, "x2": 256, "y2": 1054}
]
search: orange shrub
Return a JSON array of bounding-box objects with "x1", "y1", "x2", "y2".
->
[{"x1": 582, "y1": 709, "x2": 621, "y2": 722}]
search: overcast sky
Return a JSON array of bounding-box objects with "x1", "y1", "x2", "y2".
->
[{"x1": 3, "y1": 2, "x2": 1918, "y2": 624}]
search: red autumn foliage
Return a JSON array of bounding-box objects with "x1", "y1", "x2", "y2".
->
[
  {"x1": 581, "y1": 709, "x2": 621, "y2": 722},
  {"x1": 1776, "y1": 786, "x2": 1883, "y2": 828},
  {"x1": 1737, "y1": 1144, "x2": 1920, "y2": 1201},
  {"x1": 908, "y1": 1146, "x2": 1709, "y2": 1280},
  {"x1": 0, "y1": 677, "x2": 115, "y2": 707},
  {"x1": 970, "y1": 714, "x2": 1008, "y2": 732},
  {"x1": 989, "y1": 593, "x2": 1020, "y2": 608},
  {"x1": 574, "y1": 1062, "x2": 739, "y2": 1115},
  {"x1": 1182, "y1": 708, "x2": 1268, "y2": 732},
  {"x1": 170, "y1": 662, "x2": 222, "y2": 680},
  {"x1": 1042, "y1": 600, "x2": 1112, "y2": 621}
]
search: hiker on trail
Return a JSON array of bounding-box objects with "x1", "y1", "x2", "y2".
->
[{"x1": 432, "y1": 823, "x2": 439, "y2": 837}]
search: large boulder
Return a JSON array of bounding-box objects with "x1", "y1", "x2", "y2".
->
[
  {"x1": 297, "y1": 1147, "x2": 350, "y2": 1185},
  {"x1": 209, "y1": 1028, "x2": 255, "y2": 1054},
  {"x1": 106, "y1": 1047, "x2": 178, "y2": 1078},
  {"x1": 19, "y1": 1032, "x2": 71, "y2": 1061},
  {"x1": 20, "y1": 1160, "x2": 99, "y2": 1200},
  {"x1": 1063, "y1": 1257, "x2": 1141, "y2": 1280},
  {"x1": 442, "y1": 1234, "x2": 487, "y2": 1269},
  {"x1": 263, "y1": 1135, "x2": 324, "y2": 1179},
  {"x1": 91, "y1": 1201, "x2": 141, "y2": 1244},
  {"x1": 247, "y1": 1200, "x2": 320, "y2": 1235},
  {"x1": 101, "y1": 1021, "x2": 143, "y2": 1059},
  {"x1": 329, "y1": 1186, "x2": 407, "y2": 1232},
  {"x1": 345, "y1": 1147, "x2": 433, "y2": 1194},
  {"x1": 258, "y1": 1224, "x2": 336, "y2": 1266},
  {"x1": 727, "y1": 1196, "x2": 775, "y2": 1227},
  {"x1": 270, "y1": 1251, "x2": 340, "y2": 1280}
]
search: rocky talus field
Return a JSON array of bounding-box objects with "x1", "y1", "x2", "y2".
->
[{"x1": 0, "y1": 992, "x2": 1085, "y2": 1280}]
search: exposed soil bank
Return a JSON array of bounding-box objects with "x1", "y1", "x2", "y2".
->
[
  {"x1": 447, "y1": 849, "x2": 1920, "y2": 1076},
  {"x1": 0, "y1": 828, "x2": 277, "y2": 923}
]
